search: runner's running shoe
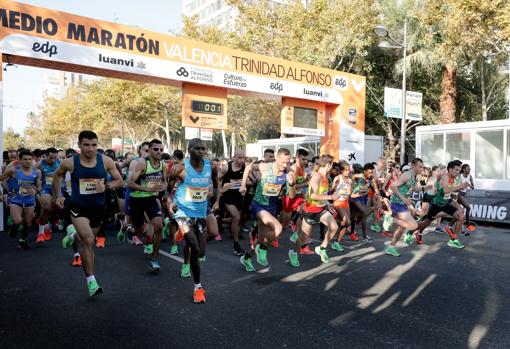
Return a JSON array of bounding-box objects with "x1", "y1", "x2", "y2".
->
[
  {"x1": 62, "y1": 225, "x2": 76, "y2": 249},
  {"x1": 271, "y1": 239, "x2": 279, "y2": 248},
  {"x1": 362, "y1": 236, "x2": 374, "y2": 243},
  {"x1": 299, "y1": 245, "x2": 314, "y2": 255},
  {"x1": 117, "y1": 228, "x2": 126, "y2": 242},
  {"x1": 43, "y1": 225, "x2": 52, "y2": 241},
  {"x1": 233, "y1": 241, "x2": 244, "y2": 256},
  {"x1": 385, "y1": 246, "x2": 400, "y2": 257},
  {"x1": 255, "y1": 244, "x2": 268, "y2": 266},
  {"x1": 144, "y1": 244, "x2": 154, "y2": 255},
  {"x1": 36, "y1": 234, "x2": 45, "y2": 244},
  {"x1": 170, "y1": 245, "x2": 179, "y2": 255},
  {"x1": 382, "y1": 214, "x2": 393, "y2": 231},
  {"x1": 290, "y1": 232, "x2": 299, "y2": 243},
  {"x1": 147, "y1": 258, "x2": 161, "y2": 272},
  {"x1": 404, "y1": 230, "x2": 413, "y2": 245},
  {"x1": 289, "y1": 250, "x2": 300, "y2": 267},
  {"x1": 350, "y1": 233, "x2": 359, "y2": 241},
  {"x1": 181, "y1": 264, "x2": 191, "y2": 278},
  {"x1": 214, "y1": 234, "x2": 223, "y2": 241},
  {"x1": 193, "y1": 288, "x2": 206, "y2": 303},
  {"x1": 72, "y1": 255, "x2": 82, "y2": 267},
  {"x1": 331, "y1": 242, "x2": 344, "y2": 252},
  {"x1": 370, "y1": 223, "x2": 382, "y2": 232},
  {"x1": 381, "y1": 231, "x2": 393, "y2": 238},
  {"x1": 447, "y1": 239, "x2": 464, "y2": 249},
  {"x1": 415, "y1": 233, "x2": 424, "y2": 245},
  {"x1": 17, "y1": 239, "x2": 29, "y2": 250},
  {"x1": 240, "y1": 256, "x2": 255, "y2": 272},
  {"x1": 199, "y1": 255, "x2": 206, "y2": 263},
  {"x1": 132, "y1": 236, "x2": 143, "y2": 246},
  {"x1": 96, "y1": 237, "x2": 106, "y2": 248},
  {"x1": 314, "y1": 246, "x2": 330, "y2": 263},
  {"x1": 87, "y1": 280, "x2": 103, "y2": 297}
]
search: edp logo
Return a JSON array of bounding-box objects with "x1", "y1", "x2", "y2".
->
[
  {"x1": 32, "y1": 41, "x2": 58, "y2": 57},
  {"x1": 270, "y1": 82, "x2": 283, "y2": 93}
]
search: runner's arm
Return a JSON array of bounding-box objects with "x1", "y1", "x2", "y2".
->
[
  {"x1": 212, "y1": 162, "x2": 220, "y2": 206},
  {"x1": 286, "y1": 171, "x2": 296, "y2": 199},
  {"x1": 308, "y1": 173, "x2": 336, "y2": 201},
  {"x1": 441, "y1": 176, "x2": 467, "y2": 194},
  {"x1": 469, "y1": 175, "x2": 475, "y2": 189},
  {"x1": 36, "y1": 169, "x2": 42, "y2": 194},
  {"x1": 241, "y1": 163, "x2": 265, "y2": 193},
  {"x1": 104, "y1": 156, "x2": 123, "y2": 190},
  {"x1": 53, "y1": 158, "x2": 71, "y2": 199},
  {"x1": 0, "y1": 167, "x2": 14, "y2": 182}
]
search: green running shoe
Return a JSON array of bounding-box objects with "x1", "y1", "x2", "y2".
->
[
  {"x1": 117, "y1": 228, "x2": 126, "y2": 242},
  {"x1": 87, "y1": 280, "x2": 103, "y2": 297},
  {"x1": 144, "y1": 244, "x2": 153, "y2": 255},
  {"x1": 288, "y1": 250, "x2": 300, "y2": 267},
  {"x1": 290, "y1": 232, "x2": 299, "y2": 243},
  {"x1": 181, "y1": 263, "x2": 191, "y2": 278},
  {"x1": 314, "y1": 246, "x2": 331, "y2": 263},
  {"x1": 385, "y1": 246, "x2": 400, "y2": 257},
  {"x1": 255, "y1": 244, "x2": 268, "y2": 266},
  {"x1": 240, "y1": 256, "x2": 255, "y2": 272},
  {"x1": 371, "y1": 223, "x2": 382, "y2": 232},
  {"x1": 170, "y1": 244, "x2": 178, "y2": 255},
  {"x1": 404, "y1": 229, "x2": 413, "y2": 245},
  {"x1": 199, "y1": 255, "x2": 206, "y2": 263},
  {"x1": 331, "y1": 241, "x2": 344, "y2": 252},
  {"x1": 382, "y1": 214, "x2": 393, "y2": 231},
  {"x1": 62, "y1": 225, "x2": 76, "y2": 249},
  {"x1": 447, "y1": 239, "x2": 465, "y2": 249}
]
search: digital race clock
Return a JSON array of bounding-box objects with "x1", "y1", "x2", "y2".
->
[{"x1": 191, "y1": 100, "x2": 223, "y2": 115}]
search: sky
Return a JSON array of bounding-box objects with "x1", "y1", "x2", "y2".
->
[{"x1": 3, "y1": 0, "x2": 183, "y2": 134}]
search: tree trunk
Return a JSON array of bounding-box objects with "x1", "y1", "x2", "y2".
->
[
  {"x1": 164, "y1": 118, "x2": 171, "y2": 152},
  {"x1": 480, "y1": 59, "x2": 487, "y2": 121},
  {"x1": 440, "y1": 65, "x2": 457, "y2": 123},
  {"x1": 383, "y1": 119, "x2": 398, "y2": 162}
]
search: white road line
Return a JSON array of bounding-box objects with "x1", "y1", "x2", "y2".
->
[{"x1": 160, "y1": 250, "x2": 184, "y2": 263}]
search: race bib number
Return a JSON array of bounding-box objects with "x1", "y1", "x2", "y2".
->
[
  {"x1": 262, "y1": 183, "x2": 282, "y2": 197},
  {"x1": 229, "y1": 179, "x2": 242, "y2": 190},
  {"x1": 45, "y1": 176, "x2": 54, "y2": 186},
  {"x1": 79, "y1": 179, "x2": 102, "y2": 195},
  {"x1": 185, "y1": 187, "x2": 209, "y2": 202},
  {"x1": 19, "y1": 186, "x2": 32, "y2": 196}
]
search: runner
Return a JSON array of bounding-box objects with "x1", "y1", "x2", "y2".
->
[
  {"x1": 219, "y1": 150, "x2": 246, "y2": 256},
  {"x1": 458, "y1": 163, "x2": 474, "y2": 231},
  {"x1": 167, "y1": 138, "x2": 219, "y2": 303},
  {"x1": 35, "y1": 147, "x2": 60, "y2": 243},
  {"x1": 127, "y1": 139, "x2": 166, "y2": 272},
  {"x1": 239, "y1": 148, "x2": 293, "y2": 272},
  {"x1": 413, "y1": 160, "x2": 468, "y2": 249},
  {"x1": 0, "y1": 149, "x2": 41, "y2": 249},
  {"x1": 283, "y1": 149, "x2": 310, "y2": 253},
  {"x1": 330, "y1": 160, "x2": 352, "y2": 251},
  {"x1": 263, "y1": 149, "x2": 275, "y2": 163},
  {"x1": 349, "y1": 163, "x2": 379, "y2": 242},
  {"x1": 385, "y1": 158, "x2": 426, "y2": 257},
  {"x1": 54, "y1": 130, "x2": 122, "y2": 297},
  {"x1": 289, "y1": 155, "x2": 339, "y2": 267}
]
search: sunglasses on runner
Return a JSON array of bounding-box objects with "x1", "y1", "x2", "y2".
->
[
  {"x1": 193, "y1": 147, "x2": 206, "y2": 151},
  {"x1": 152, "y1": 147, "x2": 164, "y2": 152}
]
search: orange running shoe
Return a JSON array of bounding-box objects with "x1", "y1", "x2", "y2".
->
[
  {"x1": 381, "y1": 231, "x2": 393, "y2": 238},
  {"x1": 271, "y1": 239, "x2": 279, "y2": 248},
  {"x1": 36, "y1": 234, "x2": 45, "y2": 244},
  {"x1": 350, "y1": 233, "x2": 359, "y2": 241},
  {"x1": 299, "y1": 245, "x2": 314, "y2": 255},
  {"x1": 72, "y1": 255, "x2": 82, "y2": 267},
  {"x1": 96, "y1": 237, "x2": 106, "y2": 248},
  {"x1": 193, "y1": 288, "x2": 206, "y2": 303},
  {"x1": 44, "y1": 226, "x2": 52, "y2": 241}
]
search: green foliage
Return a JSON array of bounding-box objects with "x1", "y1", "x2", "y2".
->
[{"x1": 3, "y1": 127, "x2": 24, "y2": 150}]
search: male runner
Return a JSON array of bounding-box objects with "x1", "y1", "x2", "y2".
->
[
  {"x1": 385, "y1": 158, "x2": 426, "y2": 257},
  {"x1": 36, "y1": 147, "x2": 60, "y2": 243},
  {"x1": 127, "y1": 139, "x2": 166, "y2": 272},
  {"x1": 289, "y1": 155, "x2": 339, "y2": 267},
  {"x1": 239, "y1": 148, "x2": 293, "y2": 272},
  {"x1": 219, "y1": 150, "x2": 246, "y2": 256},
  {"x1": 350, "y1": 163, "x2": 379, "y2": 242},
  {"x1": 167, "y1": 138, "x2": 219, "y2": 303},
  {"x1": 414, "y1": 160, "x2": 468, "y2": 249},
  {"x1": 0, "y1": 149, "x2": 41, "y2": 249},
  {"x1": 54, "y1": 130, "x2": 122, "y2": 297},
  {"x1": 263, "y1": 149, "x2": 275, "y2": 163},
  {"x1": 330, "y1": 160, "x2": 352, "y2": 251}
]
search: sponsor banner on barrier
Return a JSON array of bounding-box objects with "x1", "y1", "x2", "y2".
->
[
  {"x1": 411, "y1": 189, "x2": 510, "y2": 224},
  {"x1": 0, "y1": 0, "x2": 365, "y2": 105}
]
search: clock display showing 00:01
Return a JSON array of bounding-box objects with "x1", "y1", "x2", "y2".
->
[{"x1": 191, "y1": 100, "x2": 223, "y2": 115}]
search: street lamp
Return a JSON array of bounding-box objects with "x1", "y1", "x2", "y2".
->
[{"x1": 374, "y1": 20, "x2": 408, "y2": 165}]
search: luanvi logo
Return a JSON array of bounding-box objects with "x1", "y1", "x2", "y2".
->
[
  {"x1": 99, "y1": 53, "x2": 134, "y2": 67},
  {"x1": 32, "y1": 41, "x2": 58, "y2": 57},
  {"x1": 177, "y1": 67, "x2": 189, "y2": 77},
  {"x1": 270, "y1": 82, "x2": 283, "y2": 93}
]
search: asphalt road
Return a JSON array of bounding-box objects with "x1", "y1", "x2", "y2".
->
[{"x1": 1, "y1": 222, "x2": 509, "y2": 349}]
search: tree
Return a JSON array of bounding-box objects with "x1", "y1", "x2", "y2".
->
[{"x1": 3, "y1": 127, "x2": 24, "y2": 150}]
